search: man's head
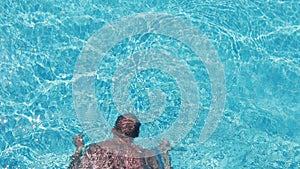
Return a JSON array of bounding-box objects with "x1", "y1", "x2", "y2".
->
[{"x1": 112, "y1": 113, "x2": 141, "y2": 138}]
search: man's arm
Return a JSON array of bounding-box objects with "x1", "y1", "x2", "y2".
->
[
  {"x1": 143, "y1": 149, "x2": 163, "y2": 169},
  {"x1": 158, "y1": 140, "x2": 172, "y2": 169},
  {"x1": 68, "y1": 135, "x2": 84, "y2": 169},
  {"x1": 143, "y1": 140, "x2": 172, "y2": 169}
]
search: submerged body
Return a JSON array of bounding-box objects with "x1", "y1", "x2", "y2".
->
[
  {"x1": 69, "y1": 114, "x2": 171, "y2": 169},
  {"x1": 71, "y1": 136, "x2": 161, "y2": 169}
]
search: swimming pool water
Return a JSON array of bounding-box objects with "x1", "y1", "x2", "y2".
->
[{"x1": 0, "y1": 0, "x2": 299, "y2": 168}]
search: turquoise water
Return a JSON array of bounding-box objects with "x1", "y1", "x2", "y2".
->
[{"x1": 1, "y1": 0, "x2": 299, "y2": 168}]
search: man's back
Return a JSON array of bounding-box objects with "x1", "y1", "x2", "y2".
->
[
  {"x1": 69, "y1": 114, "x2": 167, "y2": 169},
  {"x1": 76, "y1": 137, "x2": 161, "y2": 169}
]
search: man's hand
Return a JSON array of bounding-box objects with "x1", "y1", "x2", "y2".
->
[
  {"x1": 73, "y1": 134, "x2": 84, "y2": 149},
  {"x1": 158, "y1": 139, "x2": 172, "y2": 153}
]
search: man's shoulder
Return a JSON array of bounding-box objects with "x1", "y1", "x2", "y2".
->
[
  {"x1": 86, "y1": 139, "x2": 111, "y2": 147},
  {"x1": 85, "y1": 139, "x2": 117, "y2": 152}
]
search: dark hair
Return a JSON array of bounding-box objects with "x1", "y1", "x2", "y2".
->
[{"x1": 113, "y1": 114, "x2": 141, "y2": 138}]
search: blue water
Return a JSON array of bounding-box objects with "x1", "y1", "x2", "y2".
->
[{"x1": 1, "y1": 0, "x2": 299, "y2": 168}]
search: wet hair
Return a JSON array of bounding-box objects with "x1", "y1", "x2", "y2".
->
[{"x1": 113, "y1": 114, "x2": 141, "y2": 138}]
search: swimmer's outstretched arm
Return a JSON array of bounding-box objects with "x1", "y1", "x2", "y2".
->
[
  {"x1": 158, "y1": 140, "x2": 172, "y2": 169},
  {"x1": 143, "y1": 149, "x2": 162, "y2": 169},
  {"x1": 144, "y1": 140, "x2": 173, "y2": 169},
  {"x1": 68, "y1": 134, "x2": 84, "y2": 169}
]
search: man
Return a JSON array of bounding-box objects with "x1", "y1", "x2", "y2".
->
[{"x1": 69, "y1": 114, "x2": 172, "y2": 169}]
